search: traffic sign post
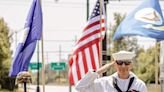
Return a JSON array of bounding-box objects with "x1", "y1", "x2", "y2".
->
[
  {"x1": 29, "y1": 62, "x2": 42, "y2": 70},
  {"x1": 50, "y1": 62, "x2": 66, "y2": 71}
]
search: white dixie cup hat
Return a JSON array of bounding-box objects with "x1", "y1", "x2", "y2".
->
[{"x1": 112, "y1": 51, "x2": 136, "y2": 61}]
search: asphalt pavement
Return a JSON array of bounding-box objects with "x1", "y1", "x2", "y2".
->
[{"x1": 27, "y1": 85, "x2": 78, "y2": 92}]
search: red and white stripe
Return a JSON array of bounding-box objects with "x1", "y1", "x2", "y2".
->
[{"x1": 69, "y1": 1, "x2": 106, "y2": 85}]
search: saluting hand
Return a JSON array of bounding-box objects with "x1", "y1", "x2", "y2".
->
[{"x1": 96, "y1": 61, "x2": 115, "y2": 75}]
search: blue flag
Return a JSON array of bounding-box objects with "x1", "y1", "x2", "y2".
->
[
  {"x1": 9, "y1": 0, "x2": 42, "y2": 77},
  {"x1": 113, "y1": 0, "x2": 164, "y2": 41}
]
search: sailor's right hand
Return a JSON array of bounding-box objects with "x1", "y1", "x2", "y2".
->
[{"x1": 96, "y1": 61, "x2": 115, "y2": 75}]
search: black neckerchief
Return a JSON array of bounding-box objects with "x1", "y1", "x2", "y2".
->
[{"x1": 112, "y1": 77, "x2": 135, "y2": 92}]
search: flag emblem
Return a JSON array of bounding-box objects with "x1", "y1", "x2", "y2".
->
[
  {"x1": 135, "y1": 8, "x2": 162, "y2": 25},
  {"x1": 135, "y1": 8, "x2": 164, "y2": 31}
]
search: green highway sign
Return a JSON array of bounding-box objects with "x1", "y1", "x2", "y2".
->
[
  {"x1": 29, "y1": 62, "x2": 42, "y2": 70},
  {"x1": 50, "y1": 62, "x2": 66, "y2": 71}
]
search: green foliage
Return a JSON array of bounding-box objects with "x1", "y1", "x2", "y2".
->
[
  {"x1": 108, "y1": 12, "x2": 139, "y2": 75},
  {"x1": 110, "y1": 12, "x2": 139, "y2": 54},
  {"x1": 110, "y1": 13, "x2": 125, "y2": 52},
  {"x1": 0, "y1": 18, "x2": 11, "y2": 76},
  {"x1": 31, "y1": 63, "x2": 68, "y2": 85},
  {"x1": 133, "y1": 43, "x2": 160, "y2": 83},
  {"x1": 0, "y1": 18, "x2": 15, "y2": 90},
  {"x1": 109, "y1": 12, "x2": 159, "y2": 84}
]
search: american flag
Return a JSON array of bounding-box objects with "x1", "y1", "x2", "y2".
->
[{"x1": 69, "y1": 0, "x2": 106, "y2": 85}]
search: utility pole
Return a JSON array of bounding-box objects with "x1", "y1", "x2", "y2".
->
[
  {"x1": 15, "y1": 31, "x2": 18, "y2": 48},
  {"x1": 59, "y1": 45, "x2": 62, "y2": 83},
  {"x1": 59, "y1": 45, "x2": 62, "y2": 62},
  {"x1": 68, "y1": 54, "x2": 72, "y2": 92},
  {"x1": 69, "y1": 36, "x2": 77, "y2": 92}
]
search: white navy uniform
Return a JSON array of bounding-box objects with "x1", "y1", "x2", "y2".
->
[{"x1": 75, "y1": 70, "x2": 147, "y2": 92}]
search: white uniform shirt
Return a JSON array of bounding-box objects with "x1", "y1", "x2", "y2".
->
[{"x1": 75, "y1": 71, "x2": 147, "y2": 92}]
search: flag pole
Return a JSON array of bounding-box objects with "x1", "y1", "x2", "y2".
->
[
  {"x1": 155, "y1": 41, "x2": 159, "y2": 86},
  {"x1": 39, "y1": 0, "x2": 45, "y2": 92},
  {"x1": 24, "y1": 82, "x2": 27, "y2": 92},
  {"x1": 41, "y1": 21, "x2": 45, "y2": 92},
  {"x1": 36, "y1": 41, "x2": 40, "y2": 92},
  {"x1": 86, "y1": 0, "x2": 89, "y2": 20},
  {"x1": 160, "y1": 41, "x2": 164, "y2": 92},
  {"x1": 99, "y1": 0, "x2": 103, "y2": 72}
]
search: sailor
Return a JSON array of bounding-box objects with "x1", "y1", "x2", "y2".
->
[{"x1": 75, "y1": 50, "x2": 147, "y2": 92}]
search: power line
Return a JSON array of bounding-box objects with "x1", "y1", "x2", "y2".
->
[
  {"x1": 1, "y1": 0, "x2": 164, "y2": 6},
  {"x1": 0, "y1": 1, "x2": 87, "y2": 7},
  {"x1": 1, "y1": 1, "x2": 164, "y2": 8},
  {"x1": 34, "y1": 51, "x2": 71, "y2": 53},
  {"x1": 11, "y1": 39, "x2": 75, "y2": 42},
  {"x1": 45, "y1": 29, "x2": 80, "y2": 31},
  {"x1": 41, "y1": 40, "x2": 75, "y2": 42}
]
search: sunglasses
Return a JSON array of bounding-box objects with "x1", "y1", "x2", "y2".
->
[{"x1": 116, "y1": 60, "x2": 131, "y2": 65}]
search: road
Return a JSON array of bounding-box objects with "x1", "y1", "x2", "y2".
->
[{"x1": 27, "y1": 85, "x2": 78, "y2": 92}]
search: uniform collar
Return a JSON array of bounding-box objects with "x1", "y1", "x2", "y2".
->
[{"x1": 112, "y1": 72, "x2": 137, "y2": 80}]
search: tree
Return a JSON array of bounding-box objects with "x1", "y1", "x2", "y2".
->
[
  {"x1": 133, "y1": 43, "x2": 160, "y2": 83},
  {"x1": 108, "y1": 12, "x2": 160, "y2": 84},
  {"x1": 0, "y1": 18, "x2": 15, "y2": 90},
  {"x1": 108, "y1": 12, "x2": 139, "y2": 75},
  {"x1": 110, "y1": 12, "x2": 139, "y2": 54}
]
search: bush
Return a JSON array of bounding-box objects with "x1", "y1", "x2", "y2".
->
[{"x1": 0, "y1": 77, "x2": 16, "y2": 91}]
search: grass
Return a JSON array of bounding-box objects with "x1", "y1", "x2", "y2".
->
[
  {"x1": 0, "y1": 89, "x2": 9, "y2": 92},
  {"x1": 0, "y1": 88, "x2": 23, "y2": 92},
  {"x1": 147, "y1": 84, "x2": 160, "y2": 92}
]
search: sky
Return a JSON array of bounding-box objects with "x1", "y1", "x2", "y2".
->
[{"x1": 0, "y1": 0, "x2": 163, "y2": 64}]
